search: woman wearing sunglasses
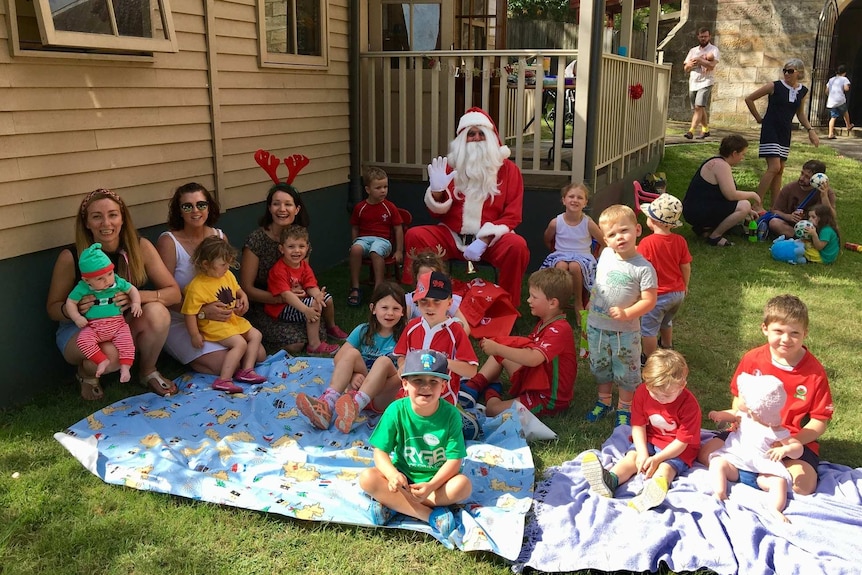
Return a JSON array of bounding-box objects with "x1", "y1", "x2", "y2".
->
[
  {"x1": 157, "y1": 183, "x2": 264, "y2": 375},
  {"x1": 745, "y1": 58, "x2": 820, "y2": 205}
]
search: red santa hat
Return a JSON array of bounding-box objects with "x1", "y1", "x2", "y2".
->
[{"x1": 457, "y1": 107, "x2": 504, "y2": 146}]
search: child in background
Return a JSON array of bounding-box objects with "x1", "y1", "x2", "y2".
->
[
  {"x1": 359, "y1": 349, "x2": 472, "y2": 538},
  {"x1": 586, "y1": 205, "x2": 657, "y2": 426},
  {"x1": 708, "y1": 373, "x2": 802, "y2": 523},
  {"x1": 460, "y1": 268, "x2": 577, "y2": 417},
  {"x1": 333, "y1": 271, "x2": 478, "y2": 433},
  {"x1": 295, "y1": 282, "x2": 407, "y2": 430},
  {"x1": 182, "y1": 236, "x2": 267, "y2": 393},
  {"x1": 541, "y1": 182, "x2": 604, "y2": 313},
  {"x1": 699, "y1": 294, "x2": 834, "y2": 496},
  {"x1": 404, "y1": 248, "x2": 466, "y2": 329},
  {"x1": 804, "y1": 204, "x2": 840, "y2": 264},
  {"x1": 65, "y1": 243, "x2": 143, "y2": 382},
  {"x1": 580, "y1": 349, "x2": 701, "y2": 512},
  {"x1": 636, "y1": 193, "x2": 692, "y2": 360},
  {"x1": 264, "y1": 225, "x2": 347, "y2": 355},
  {"x1": 348, "y1": 167, "x2": 404, "y2": 306}
]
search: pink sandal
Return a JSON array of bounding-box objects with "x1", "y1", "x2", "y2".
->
[
  {"x1": 306, "y1": 342, "x2": 340, "y2": 355},
  {"x1": 212, "y1": 379, "x2": 243, "y2": 394},
  {"x1": 234, "y1": 368, "x2": 267, "y2": 384}
]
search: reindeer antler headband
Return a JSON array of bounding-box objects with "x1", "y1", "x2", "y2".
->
[{"x1": 254, "y1": 149, "x2": 310, "y2": 187}]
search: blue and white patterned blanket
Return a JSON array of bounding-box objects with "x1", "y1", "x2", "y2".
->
[{"x1": 55, "y1": 352, "x2": 534, "y2": 559}]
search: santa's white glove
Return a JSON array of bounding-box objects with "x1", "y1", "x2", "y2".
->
[
  {"x1": 463, "y1": 238, "x2": 488, "y2": 261},
  {"x1": 428, "y1": 156, "x2": 457, "y2": 192}
]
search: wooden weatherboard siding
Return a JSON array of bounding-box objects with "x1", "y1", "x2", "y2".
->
[{"x1": 0, "y1": 0, "x2": 351, "y2": 260}]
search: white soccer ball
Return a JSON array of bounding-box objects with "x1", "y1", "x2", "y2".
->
[
  {"x1": 794, "y1": 219, "x2": 816, "y2": 239},
  {"x1": 809, "y1": 172, "x2": 828, "y2": 191}
]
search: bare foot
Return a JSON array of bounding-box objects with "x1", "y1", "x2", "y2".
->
[
  {"x1": 119, "y1": 365, "x2": 132, "y2": 383},
  {"x1": 714, "y1": 491, "x2": 728, "y2": 501},
  {"x1": 771, "y1": 509, "x2": 790, "y2": 523},
  {"x1": 95, "y1": 359, "x2": 111, "y2": 378},
  {"x1": 77, "y1": 373, "x2": 103, "y2": 401}
]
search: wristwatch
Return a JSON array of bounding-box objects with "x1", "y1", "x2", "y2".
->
[{"x1": 198, "y1": 310, "x2": 206, "y2": 320}]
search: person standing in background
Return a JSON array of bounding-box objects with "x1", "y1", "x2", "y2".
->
[
  {"x1": 826, "y1": 65, "x2": 852, "y2": 140},
  {"x1": 683, "y1": 27, "x2": 720, "y2": 140}
]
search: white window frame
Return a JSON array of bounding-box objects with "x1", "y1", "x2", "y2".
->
[
  {"x1": 258, "y1": 0, "x2": 329, "y2": 69},
  {"x1": 28, "y1": 0, "x2": 178, "y2": 53}
]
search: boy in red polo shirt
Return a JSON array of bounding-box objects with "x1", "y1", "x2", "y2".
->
[{"x1": 460, "y1": 268, "x2": 577, "y2": 417}]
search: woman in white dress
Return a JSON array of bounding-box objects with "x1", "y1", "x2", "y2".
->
[{"x1": 156, "y1": 182, "x2": 264, "y2": 375}]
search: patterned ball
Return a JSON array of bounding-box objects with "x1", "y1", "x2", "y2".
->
[
  {"x1": 794, "y1": 219, "x2": 816, "y2": 239},
  {"x1": 809, "y1": 172, "x2": 828, "y2": 191}
]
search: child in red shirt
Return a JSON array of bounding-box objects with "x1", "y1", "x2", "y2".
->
[
  {"x1": 348, "y1": 167, "x2": 404, "y2": 305},
  {"x1": 461, "y1": 268, "x2": 577, "y2": 417},
  {"x1": 637, "y1": 193, "x2": 692, "y2": 360}
]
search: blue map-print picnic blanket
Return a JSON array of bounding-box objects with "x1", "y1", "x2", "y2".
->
[
  {"x1": 54, "y1": 352, "x2": 534, "y2": 559},
  {"x1": 514, "y1": 425, "x2": 862, "y2": 575}
]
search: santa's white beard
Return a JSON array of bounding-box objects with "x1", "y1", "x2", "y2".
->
[{"x1": 449, "y1": 133, "x2": 506, "y2": 203}]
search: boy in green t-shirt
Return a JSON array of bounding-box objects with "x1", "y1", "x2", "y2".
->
[{"x1": 359, "y1": 349, "x2": 472, "y2": 539}]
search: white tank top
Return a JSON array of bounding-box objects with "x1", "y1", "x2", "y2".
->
[
  {"x1": 553, "y1": 214, "x2": 592, "y2": 253},
  {"x1": 160, "y1": 229, "x2": 224, "y2": 289}
]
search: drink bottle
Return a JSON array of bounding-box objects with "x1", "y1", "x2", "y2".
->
[
  {"x1": 845, "y1": 242, "x2": 862, "y2": 252},
  {"x1": 748, "y1": 219, "x2": 758, "y2": 242}
]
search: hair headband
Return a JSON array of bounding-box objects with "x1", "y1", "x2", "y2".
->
[{"x1": 254, "y1": 149, "x2": 310, "y2": 186}]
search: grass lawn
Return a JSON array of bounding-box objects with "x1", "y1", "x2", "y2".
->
[{"x1": 2, "y1": 140, "x2": 861, "y2": 575}]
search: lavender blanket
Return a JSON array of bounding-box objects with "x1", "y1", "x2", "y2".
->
[{"x1": 515, "y1": 426, "x2": 862, "y2": 575}]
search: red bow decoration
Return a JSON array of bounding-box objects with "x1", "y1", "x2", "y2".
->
[
  {"x1": 254, "y1": 149, "x2": 310, "y2": 185},
  {"x1": 629, "y1": 83, "x2": 644, "y2": 100}
]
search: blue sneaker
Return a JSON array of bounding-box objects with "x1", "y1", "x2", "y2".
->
[
  {"x1": 428, "y1": 506, "x2": 456, "y2": 538},
  {"x1": 585, "y1": 401, "x2": 613, "y2": 423},
  {"x1": 458, "y1": 387, "x2": 478, "y2": 411},
  {"x1": 616, "y1": 409, "x2": 631, "y2": 427}
]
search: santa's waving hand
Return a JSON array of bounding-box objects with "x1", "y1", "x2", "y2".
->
[{"x1": 403, "y1": 108, "x2": 530, "y2": 303}]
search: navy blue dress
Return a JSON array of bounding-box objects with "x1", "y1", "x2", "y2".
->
[{"x1": 759, "y1": 80, "x2": 808, "y2": 160}]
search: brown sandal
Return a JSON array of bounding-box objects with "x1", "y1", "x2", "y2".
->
[
  {"x1": 77, "y1": 372, "x2": 104, "y2": 401},
  {"x1": 139, "y1": 370, "x2": 178, "y2": 396}
]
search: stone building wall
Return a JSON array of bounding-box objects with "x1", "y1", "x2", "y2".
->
[{"x1": 662, "y1": 0, "x2": 823, "y2": 128}]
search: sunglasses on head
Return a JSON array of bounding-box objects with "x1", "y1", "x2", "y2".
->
[
  {"x1": 180, "y1": 201, "x2": 209, "y2": 212},
  {"x1": 783, "y1": 68, "x2": 796, "y2": 74}
]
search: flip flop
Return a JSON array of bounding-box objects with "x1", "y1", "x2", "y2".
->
[
  {"x1": 347, "y1": 287, "x2": 362, "y2": 307},
  {"x1": 140, "y1": 370, "x2": 178, "y2": 396},
  {"x1": 707, "y1": 235, "x2": 734, "y2": 247},
  {"x1": 76, "y1": 372, "x2": 103, "y2": 401}
]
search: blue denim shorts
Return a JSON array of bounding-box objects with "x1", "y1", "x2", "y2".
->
[
  {"x1": 56, "y1": 320, "x2": 79, "y2": 354},
  {"x1": 352, "y1": 236, "x2": 392, "y2": 257},
  {"x1": 587, "y1": 326, "x2": 642, "y2": 391},
  {"x1": 641, "y1": 291, "x2": 685, "y2": 337}
]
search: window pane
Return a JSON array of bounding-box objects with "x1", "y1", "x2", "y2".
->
[
  {"x1": 112, "y1": 0, "x2": 154, "y2": 38},
  {"x1": 47, "y1": 0, "x2": 156, "y2": 38},
  {"x1": 295, "y1": 0, "x2": 320, "y2": 56},
  {"x1": 48, "y1": 0, "x2": 113, "y2": 34},
  {"x1": 265, "y1": 0, "x2": 289, "y2": 53},
  {"x1": 382, "y1": 3, "x2": 440, "y2": 51}
]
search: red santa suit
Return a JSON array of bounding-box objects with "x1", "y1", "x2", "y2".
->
[{"x1": 402, "y1": 108, "x2": 530, "y2": 302}]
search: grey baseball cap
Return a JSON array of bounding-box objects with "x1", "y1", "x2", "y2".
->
[{"x1": 401, "y1": 349, "x2": 450, "y2": 381}]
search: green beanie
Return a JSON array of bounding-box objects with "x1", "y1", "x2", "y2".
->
[{"x1": 80, "y1": 243, "x2": 114, "y2": 278}]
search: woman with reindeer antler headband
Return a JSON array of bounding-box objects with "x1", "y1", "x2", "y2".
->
[
  {"x1": 46, "y1": 189, "x2": 182, "y2": 400},
  {"x1": 239, "y1": 150, "x2": 328, "y2": 353}
]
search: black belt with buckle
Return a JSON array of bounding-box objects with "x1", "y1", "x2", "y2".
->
[{"x1": 460, "y1": 234, "x2": 476, "y2": 245}]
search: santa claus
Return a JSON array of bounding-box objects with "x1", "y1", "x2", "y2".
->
[{"x1": 402, "y1": 107, "x2": 530, "y2": 302}]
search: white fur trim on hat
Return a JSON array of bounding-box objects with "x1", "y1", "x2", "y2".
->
[
  {"x1": 458, "y1": 109, "x2": 495, "y2": 134},
  {"x1": 477, "y1": 222, "x2": 510, "y2": 246},
  {"x1": 425, "y1": 187, "x2": 453, "y2": 214}
]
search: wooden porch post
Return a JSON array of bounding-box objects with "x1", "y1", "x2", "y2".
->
[
  {"x1": 646, "y1": 0, "x2": 659, "y2": 63},
  {"x1": 573, "y1": 1, "x2": 605, "y2": 185},
  {"x1": 619, "y1": 0, "x2": 633, "y2": 57}
]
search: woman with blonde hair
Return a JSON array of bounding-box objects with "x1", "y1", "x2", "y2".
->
[
  {"x1": 46, "y1": 189, "x2": 181, "y2": 400},
  {"x1": 745, "y1": 58, "x2": 820, "y2": 205}
]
